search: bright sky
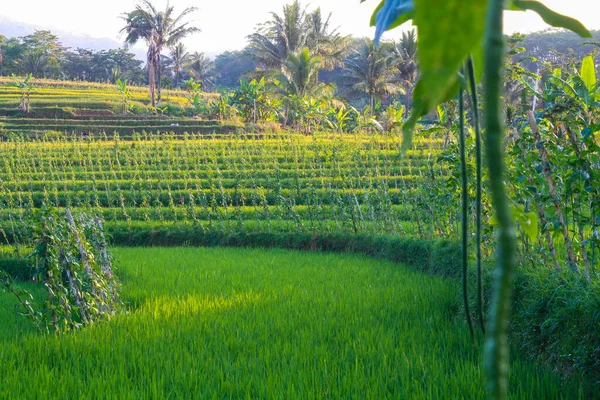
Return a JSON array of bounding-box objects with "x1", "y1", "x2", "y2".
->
[{"x1": 1, "y1": 0, "x2": 599, "y2": 53}]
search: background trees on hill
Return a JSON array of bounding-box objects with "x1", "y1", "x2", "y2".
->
[
  {"x1": 62, "y1": 48, "x2": 144, "y2": 84},
  {"x1": 213, "y1": 51, "x2": 257, "y2": 89},
  {"x1": 0, "y1": 31, "x2": 144, "y2": 83},
  {"x1": 20, "y1": 31, "x2": 65, "y2": 78},
  {"x1": 0, "y1": 31, "x2": 65, "y2": 78}
]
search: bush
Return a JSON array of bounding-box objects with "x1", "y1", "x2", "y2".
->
[{"x1": 0, "y1": 208, "x2": 119, "y2": 333}]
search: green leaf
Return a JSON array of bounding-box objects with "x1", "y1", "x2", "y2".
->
[
  {"x1": 580, "y1": 55, "x2": 597, "y2": 93},
  {"x1": 520, "y1": 77, "x2": 542, "y2": 97},
  {"x1": 549, "y1": 76, "x2": 581, "y2": 104},
  {"x1": 400, "y1": 0, "x2": 487, "y2": 148},
  {"x1": 511, "y1": 1, "x2": 592, "y2": 38},
  {"x1": 512, "y1": 205, "x2": 539, "y2": 242}
]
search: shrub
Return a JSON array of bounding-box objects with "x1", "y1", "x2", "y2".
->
[{"x1": 0, "y1": 208, "x2": 119, "y2": 333}]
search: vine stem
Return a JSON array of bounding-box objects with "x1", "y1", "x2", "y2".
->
[
  {"x1": 484, "y1": 1, "x2": 517, "y2": 399},
  {"x1": 459, "y1": 81, "x2": 475, "y2": 341},
  {"x1": 466, "y1": 57, "x2": 486, "y2": 335}
]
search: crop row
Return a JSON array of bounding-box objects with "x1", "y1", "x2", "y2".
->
[
  {"x1": 1, "y1": 186, "x2": 414, "y2": 207},
  {"x1": 1, "y1": 125, "x2": 242, "y2": 137},
  {"x1": 2, "y1": 118, "x2": 226, "y2": 127},
  {"x1": 0, "y1": 174, "x2": 427, "y2": 191},
  {"x1": 0, "y1": 134, "x2": 458, "y2": 240}
]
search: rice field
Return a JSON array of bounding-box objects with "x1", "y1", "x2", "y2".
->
[
  {"x1": 0, "y1": 247, "x2": 584, "y2": 399},
  {"x1": 0, "y1": 132, "x2": 454, "y2": 243}
]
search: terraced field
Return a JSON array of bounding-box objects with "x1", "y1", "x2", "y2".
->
[
  {"x1": 0, "y1": 133, "x2": 452, "y2": 243},
  {"x1": 0, "y1": 79, "x2": 241, "y2": 138}
]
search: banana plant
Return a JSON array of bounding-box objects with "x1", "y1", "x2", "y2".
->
[
  {"x1": 382, "y1": 102, "x2": 405, "y2": 134},
  {"x1": 349, "y1": 105, "x2": 383, "y2": 133},
  {"x1": 11, "y1": 74, "x2": 34, "y2": 114},
  {"x1": 328, "y1": 106, "x2": 352, "y2": 133},
  {"x1": 524, "y1": 55, "x2": 600, "y2": 124},
  {"x1": 232, "y1": 78, "x2": 277, "y2": 123},
  {"x1": 116, "y1": 78, "x2": 132, "y2": 114}
]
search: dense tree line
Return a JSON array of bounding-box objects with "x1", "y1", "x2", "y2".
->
[{"x1": 0, "y1": 30, "x2": 144, "y2": 84}]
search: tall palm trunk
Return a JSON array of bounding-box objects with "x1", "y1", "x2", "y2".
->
[
  {"x1": 156, "y1": 52, "x2": 162, "y2": 103},
  {"x1": 147, "y1": 49, "x2": 156, "y2": 107}
]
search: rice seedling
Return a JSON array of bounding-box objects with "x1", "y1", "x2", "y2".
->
[{"x1": 0, "y1": 247, "x2": 584, "y2": 399}]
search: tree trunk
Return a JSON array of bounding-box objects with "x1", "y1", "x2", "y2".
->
[
  {"x1": 148, "y1": 55, "x2": 156, "y2": 107},
  {"x1": 156, "y1": 53, "x2": 162, "y2": 104}
]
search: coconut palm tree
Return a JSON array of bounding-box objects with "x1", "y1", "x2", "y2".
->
[
  {"x1": 247, "y1": 1, "x2": 349, "y2": 73},
  {"x1": 395, "y1": 29, "x2": 419, "y2": 112},
  {"x1": 120, "y1": 0, "x2": 199, "y2": 106},
  {"x1": 343, "y1": 39, "x2": 405, "y2": 109},
  {"x1": 163, "y1": 43, "x2": 191, "y2": 87},
  {"x1": 276, "y1": 48, "x2": 333, "y2": 98},
  {"x1": 187, "y1": 52, "x2": 215, "y2": 91}
]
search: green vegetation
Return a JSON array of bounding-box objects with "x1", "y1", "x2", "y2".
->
[
  {"x1": 0, "y1": 247, "x2": 585, "y2": 399},
  {"x1": 1, "y1": 0, "x2": 600, "y2": 398}
]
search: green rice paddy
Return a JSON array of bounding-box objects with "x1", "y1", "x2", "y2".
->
[{"x1": 0, "y1": 247, "x2": 583, "y2": 399}]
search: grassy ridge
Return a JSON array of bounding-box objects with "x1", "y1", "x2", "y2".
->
[{"x1": 0, "y1": 247, "x2": 583, "y2": 399}]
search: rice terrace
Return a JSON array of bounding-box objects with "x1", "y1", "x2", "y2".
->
[{"x1": 0, "y1": 1, "x2": 599, "y2": 399}]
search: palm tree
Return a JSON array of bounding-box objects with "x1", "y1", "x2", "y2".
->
[
  {"x1": 187, "y1": 52, "x2": 215, "y2": 91},
  {"x1": 276, "y1": 48, "x2": 333, "y2": 98},
  {"x1": 120, "y1": 0, "x2": 199, "y2": 106},
  {"x1": 164, "y1": 43, "x2": 191, "y2": 87},
  {"x1": 275, "y1": 48, "x2": 331, "y2": 98},
  {"x1": 304, "y1": 8, "x2": 350, "y2": 71},
  {"x1": 395, "y1": 29, "x2": 419, "y2": 112},
  {"x1": 247, "y1": 1, "x2": 349, "y2": 72},
  {"x1": 0, "y1": 35, "x2": 5, "y2": 69},
  {"x1": 343, "y1": 39, "x2": 405, "y2": 109}
]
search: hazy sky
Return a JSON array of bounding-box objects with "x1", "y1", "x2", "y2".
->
[{"x1": 1, "y1": 0, "x2": 599, "y2": 53}]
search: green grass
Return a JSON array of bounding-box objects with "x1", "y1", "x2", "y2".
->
[{"x1": 0, "y1": 247, "x2": 583, "y2": 399}]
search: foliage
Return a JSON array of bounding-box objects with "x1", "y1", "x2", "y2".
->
[
  {"x1": 116, "y1": 78, "x2": 132, "y2": 114},
  {"x1": 186, "y1": 52, "x2": 216, "y2": 91},
  {"x1": 231, "y1": 78, "x2": 278, "y2": 123},
  {"x1": 369, "y1": 1, "x2": 591, "y2": 399},
  {"x1": 1, "y1": 208, "x2": 118, "y2": 333},
  {"x1": 162, "y1": 43, "x2": 192, "y2": 88}
]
